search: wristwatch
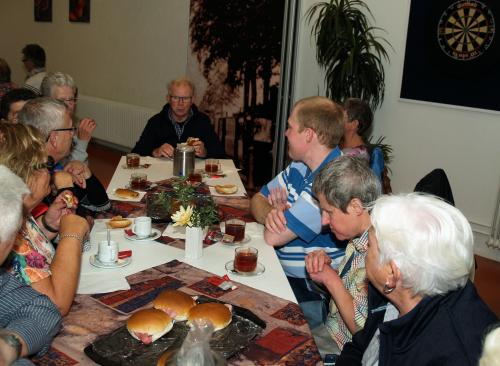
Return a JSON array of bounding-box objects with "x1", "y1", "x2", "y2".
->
[{"x1": 0, "y1": 333, "x2": 22, "y2": 360}]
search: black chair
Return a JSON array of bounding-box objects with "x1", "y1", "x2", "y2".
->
[{"x1": 414, "y1": 168, "x2": 455, "y2": 206}]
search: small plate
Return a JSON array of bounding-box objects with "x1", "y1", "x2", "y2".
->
[
  {"x1": 124, "y1": 228, "x2": 162, "y2": 241},
  {"x1": 220, "y1": 234, "x2": 251, "y2": 246},
  {"x1": 225, "y1": 260, "x2": 265, "y2": 276},
  {"x1": 90, "y1": 255, "x2": 132, "y2": 269},
  {"x1": 121, "y1": 164, "x2": 151, "y2": 169}
]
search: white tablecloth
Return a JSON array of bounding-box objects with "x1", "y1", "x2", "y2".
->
[{"x1": 77, "y1": 219, "x2": 296, "y2": 303}]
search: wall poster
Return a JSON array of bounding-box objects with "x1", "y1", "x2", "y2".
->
[
  {"x1": 188, "y1": 0, "x2": 285, "y2": 192},
  {"x1": 401, "y1": 0, "x2": 500, "y2": 112},
  {"x1": 69, "y1": 0, "x2": 90, "y2": 23},
  {"x1": 34, "y1": 0, "x2": 52, "y2": 22}
]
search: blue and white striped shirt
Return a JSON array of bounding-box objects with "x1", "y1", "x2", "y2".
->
[{"x1": 261, "y1": 147, "x2": 346, "y2": 278}]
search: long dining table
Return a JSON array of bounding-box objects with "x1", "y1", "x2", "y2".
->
[{"x1": 32, "y1": 156, "x2": 322, "y2": 366}]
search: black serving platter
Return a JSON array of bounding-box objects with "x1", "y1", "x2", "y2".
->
[{"x1": 84, "y1": 297, "x2": 265, "y2": 365}]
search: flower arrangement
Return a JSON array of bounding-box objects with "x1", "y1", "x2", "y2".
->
[{"x1": 170, "y1": 178, "x2": 219, "y2": 229}]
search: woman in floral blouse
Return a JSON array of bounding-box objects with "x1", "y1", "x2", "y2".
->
[{"x1": 0, "y1": 122, "x2": 89, "y2": 315}]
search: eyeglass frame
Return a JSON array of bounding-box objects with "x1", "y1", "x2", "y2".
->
[
  {"x1": 46, "y1": 127, "x2": 77, "y2": 141},
  {"x1": 169, "y1": 95, "x2": 193, "y2": 103},
  {"x1": 57, "y1": 97, "x2": 78, "y2": 103}
]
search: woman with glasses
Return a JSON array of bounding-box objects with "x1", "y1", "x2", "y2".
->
[
  {"x1": 131, "y1": 77, "x2": 225, "y2": 159},
  {"x1": 304, "y1": 156, "x2": 381, "y2": 358},
  {"x1": 336, "y1": 193, "x2": 497, "y2": 365},
  {"x1": 41, "y1": 72, "x2": 96, "y2": 164},
  {"x1": 0, "y1": 122, "x2": 89, "y2": 316}
]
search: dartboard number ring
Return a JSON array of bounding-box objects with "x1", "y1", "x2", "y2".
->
[{"x1": 437, "y1": 0, "x2": 495, "y2": 61}]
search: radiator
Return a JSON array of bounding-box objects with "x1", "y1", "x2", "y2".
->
[
  {"x1": 77, "y1": 95, "x2": 156, "y2": 149},
  {"x1": 487, "y1": 183, "x2": 500, "y2": 250}
]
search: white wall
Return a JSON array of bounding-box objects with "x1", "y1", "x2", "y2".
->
[
  {"x1": 1, "y1": 0, "x2": 499, "y2": 260},
  {"x1": 296, "y1": 0, "x2": 500, "y2": 261},
  {"x1": 0, "y1": 0, "x2": 190, "y2": 109}
]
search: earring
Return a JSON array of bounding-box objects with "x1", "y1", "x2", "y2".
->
[{"x1": 383, "y1": 282, "x2": 395, "y2": 294}]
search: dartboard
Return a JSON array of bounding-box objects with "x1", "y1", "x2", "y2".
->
[{"x1": 437, "y1": 0, "x2": 495, "y2": 61}]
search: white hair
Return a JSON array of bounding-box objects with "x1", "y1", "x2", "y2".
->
[
  {"x1": 480, "y1": 325, "x2": 500, "y2": 366},
  {"x1": 0, "y1": 165, "x2": 29, "y2": 244},
  {"x1": 370, "y1": 193, "x2": 473, "y2": 296},
  {"x1": 41, "y1": 72, "x2": 76, "y2": 97},
  {"x1": 18, "y1": 97, "x2": 67, "y2": 139}
]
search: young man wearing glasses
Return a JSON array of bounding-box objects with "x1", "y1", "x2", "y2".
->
[
  {"x1": 132, "y1": 77, "x2": 225, "y2": 159},
  {"x1": 21, "y1": 44, "x2": 47, "y2": 95}
]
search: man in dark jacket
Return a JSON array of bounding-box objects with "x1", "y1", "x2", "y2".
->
[{"x1": 132, "y1": 78, "x2": 225, "y2": 159}]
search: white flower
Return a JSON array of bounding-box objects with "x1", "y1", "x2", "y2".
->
[{"x1": 171, "y1": 205, "x2": 194, "y2": 227}]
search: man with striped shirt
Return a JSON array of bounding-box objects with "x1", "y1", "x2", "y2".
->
[
  {"x1": 251, "y1": 96, "x2": 346, "y2": 327},
  {"x1": 0, "y1": 166, "x2": 61, "y2": 365}
]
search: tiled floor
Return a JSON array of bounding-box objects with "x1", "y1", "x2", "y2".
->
[{"x1": 87, "y1": 141, "x2": 500, "y2": 318}]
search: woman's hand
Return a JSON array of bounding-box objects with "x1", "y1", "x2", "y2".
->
[
  {"x1": 306, "y1": 250, "x2": 333, "y2": 274},
  {"x1": 64, "y1": 161, "x2": 92, "y2": 189},
  {"x1": 59, "y1": 214, "x2": 89, "y2": 239},
  {"x1": 43, "y1": 190, "x2": 78, "y2": 230}
]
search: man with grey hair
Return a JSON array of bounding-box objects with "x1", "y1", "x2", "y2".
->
[
  {"x1": 0, "y1": 165, "x2": 61, "y2": 365},
  {"x1": 132, "y1": 77, "x2": 225, "y2": 158},
  {"x1": 305, "y1": 155, "x2": 381, "y2": 357},
  {"x1": 19, "y1": 98, "x2": 110, "y2": 213},
  {"x1": 40, "y1": 72, "x2": 96, "y2": 163}
]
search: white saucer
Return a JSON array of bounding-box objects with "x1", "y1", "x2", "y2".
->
[
  {"x1": 90, "y1": 255, "x2": 132, "y2": 269},
  {"x1": 225, "y1": 260, "x2": 265, "y2": 276},
  {"x1": 124, "y1": 228, "x2": 161, "y2": 241},
  {"x1": 220, "y1": 234, "x2": 251, "y2": 246}
]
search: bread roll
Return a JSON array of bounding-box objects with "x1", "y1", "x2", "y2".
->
[
  {"x1": 186, "y1": 137, "x2": 199, "y2": 146},
  {"x1": 127, "y1": 308, "x2": 173, "y2": 344},
  {"x1": 153, "y1": 290, "x2": 196, "y2": 321},
  {"x1": 187, "y1": 303, "x2": 232, "y2": 331},
  {"x1": 107, "y1": 215, "x2": 132, "y2": 229},
  {"x1": 214, "y1": 184, "x2": 238, "y2": 195},
  {"x1": 115, "y1": 188, "x2": 139, "y2": 199},
  {"x1": 53, "y1": 171, "x2": 74, "y2": 190}
]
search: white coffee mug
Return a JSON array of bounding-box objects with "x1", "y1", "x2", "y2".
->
[
  {"x1": 98, "y1": 240, "x2": 118, "y2": 263},
  {"x1": 132, "y1": 217, "x2": 152, "y2": 238}
]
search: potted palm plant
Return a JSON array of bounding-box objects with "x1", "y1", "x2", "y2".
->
[{"x1": 306, "y1": 0, "x2": 391, "y2": 110}]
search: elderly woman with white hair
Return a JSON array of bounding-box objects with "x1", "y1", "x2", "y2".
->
[{"x1": 336, "y1": 193, "x2": 498, "y2": 366}]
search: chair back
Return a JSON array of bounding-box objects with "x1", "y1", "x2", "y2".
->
[{"x1": 414, "y1": 168, "x2": 455, "y2": 206}]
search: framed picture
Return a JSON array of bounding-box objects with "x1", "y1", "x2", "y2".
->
[
  {"x1": 400, "y1": 0, "x2": 500, "y2": 112},
  {"x1": 69, "y1": 0, "x2": 90, "y2": 23},
  {"x1": 34, "y1": 0, "x2": 52, "y2": 22}
]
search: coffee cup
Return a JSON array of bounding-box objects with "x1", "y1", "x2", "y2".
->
[
  {"x1": 130, "y1": 172, "x2": 147, "y2": 190},
  {"x1": 224, "y1": 218, "x2": 246, "y2": 242},
  {"x1": 126, "y1": 153, "x2": 140, "y2": 168},
  {"x1": 234, "y1": 246, "x2": 258, "y2": 273},
  {"x1": 132, "y1": 217, "x2": 152, "y2": 238},
  {"x1": 205, "y1": 159, "x2": 220, "y2": 174},
  {"x1": 98, "y1": 240, "x2": 118, "y2": 263}
]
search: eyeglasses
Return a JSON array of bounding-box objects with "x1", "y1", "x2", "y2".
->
[
  {"x1": 57, "y1": 98, "x2": 78, "y2": 103},
  {"x1": 170, "y1": 95, "x2": 193, "y2": 103},
  {"x1": 51, "y1": 127, "x2": 77, "y2": 133},
  {"x1": 32, "y1": 156, "x2": 55, "y2": 172}
]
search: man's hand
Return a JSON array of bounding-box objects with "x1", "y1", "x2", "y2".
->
[
  {"x1": 64, "y1": 161, "x2": 92, "y2": 189},
  {"x1": 267, "y1": 187, "x2": 290, "y2": 211},
  {"x1": 191, "y1": 140, "x2": 207, "y2": 158},
  {"x1": 153, "y1": 143, "x2": 175, "y2": 158},
  {"x1": 264, "y1": 208, "x2": 287, "y2": 234},
  {"x1": 77, "y1": 118, "x2": 96, "y2": 141}
]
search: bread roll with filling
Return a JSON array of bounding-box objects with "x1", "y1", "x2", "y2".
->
[
  {"x1": 153, "y1": 290, "x2": 196, "y2": 321},
  {"x1": 187, "y1": 303, "x2": 232, "y2": 331},
  {"x1": 127, "y1": 309, "x2": 173, "y2": 345},
  {"x1": 107, "y1": 215, "x2": 132, "y2": 229},
  {"x1": 115, "y1": 188, "x2": 139, "y2": 199},
  {"x1": 214, "y1": 184, "x2": 238, "y2": 195}
]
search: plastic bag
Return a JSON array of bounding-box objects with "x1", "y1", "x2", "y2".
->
[{"x1": 163, "y1": 320, "x2": 225, "y2": 366}]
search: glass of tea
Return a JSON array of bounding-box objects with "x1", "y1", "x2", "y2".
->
[
  {"x1": 188, "y1": 170, "x2": 203, "y2": 183},
  {"x1": 205, "y1": 158, "x2": 220, "y2": 174},
  {"x1": 234, "y1": 246, "x2": 258, "y2": 273},
  {"x1": 126, "y1": 153, "x2": 140, "y2": 168},
  {"x1": 130, "y1": 172, "x2": 147, "y2": 190},
  {"x1": 224, "y1": 218, "x2": 246, "y2": 242}
]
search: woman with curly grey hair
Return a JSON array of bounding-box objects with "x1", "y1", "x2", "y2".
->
[{"x1": 337, "y1": 193, "x2": 497, "y2": 365}]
